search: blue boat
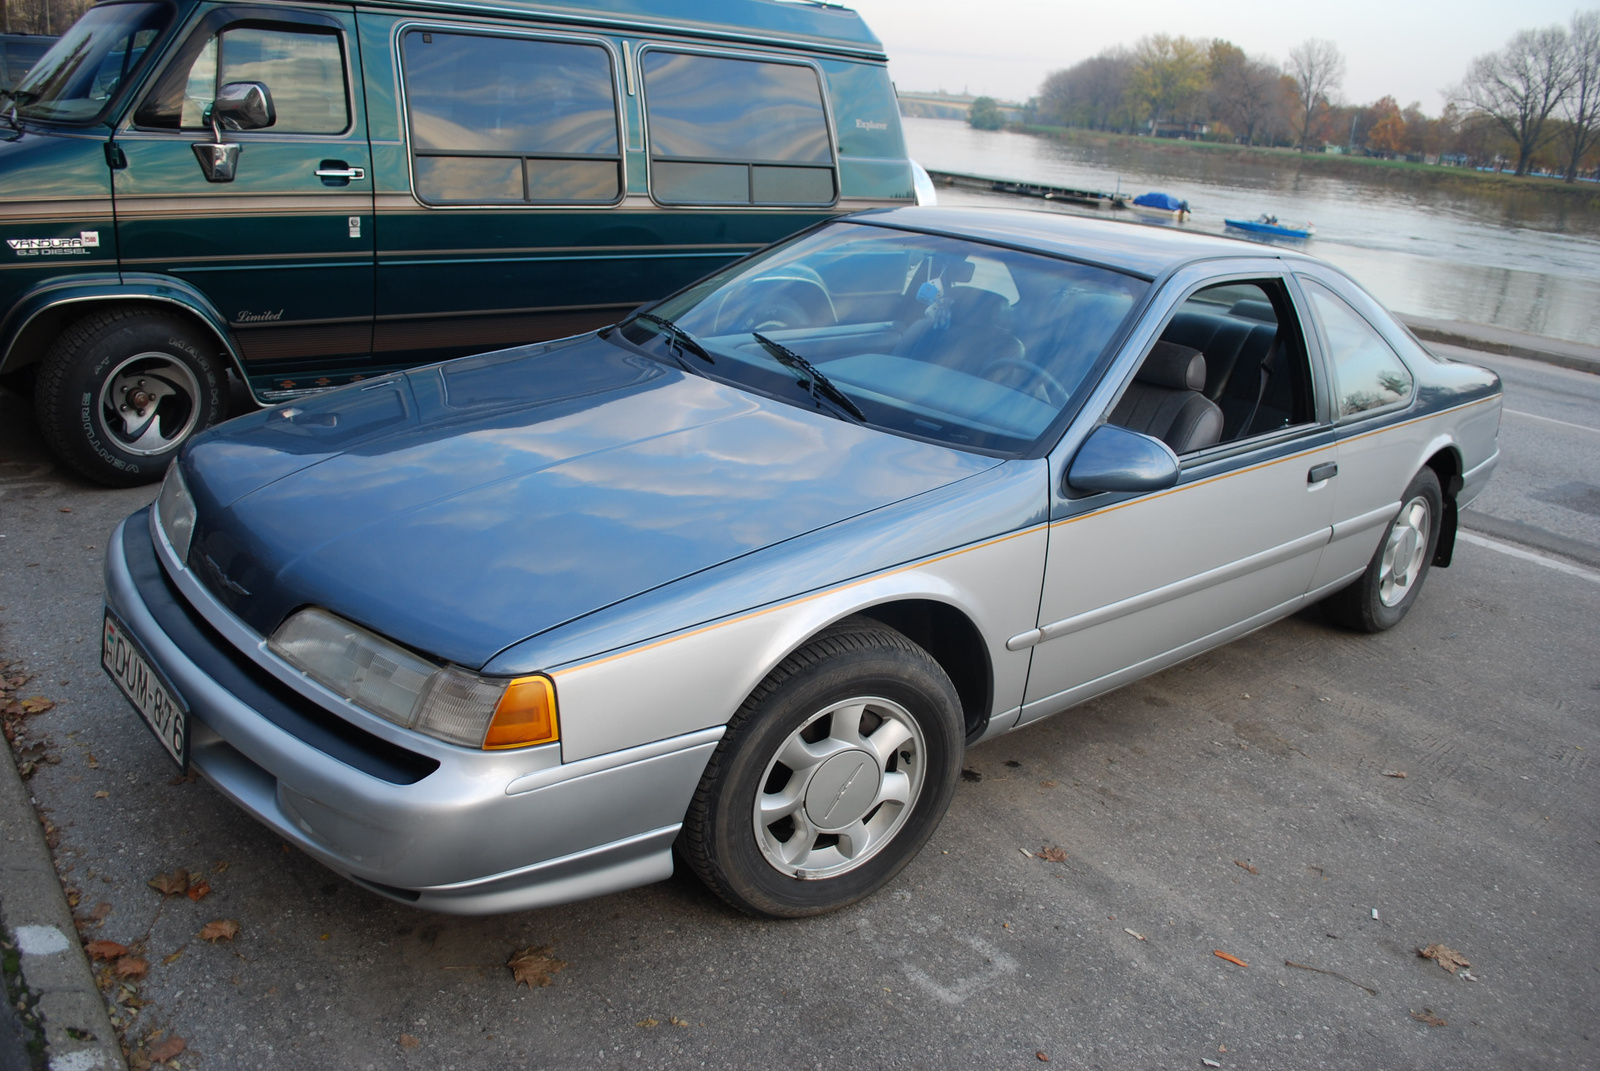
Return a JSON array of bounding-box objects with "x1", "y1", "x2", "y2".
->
[
  {"x1": 1225, "y1": 214, "x2": 1314, "y2": 239},
  {"x1": 1129, "y1": 191, "x2": 1190, "y2": 220}
]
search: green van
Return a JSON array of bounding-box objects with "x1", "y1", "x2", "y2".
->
[{"x1": 0, "y1": 0, "x2": 916, "y2": 484}]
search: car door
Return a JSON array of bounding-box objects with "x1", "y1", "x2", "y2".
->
[
  {"x1": 114, "y1": 3, "x2": 374, "y2": 393},
  {"x1": 1018, "y1": 265, "x2": 1337, "y2": 722}
]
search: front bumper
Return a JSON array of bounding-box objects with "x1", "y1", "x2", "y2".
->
[{"x1": 103, "y1": 508, "x2": 720, "y2": 914}]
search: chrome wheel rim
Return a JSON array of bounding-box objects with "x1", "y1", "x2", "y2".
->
[
  {"x1": 754, "y1": 696, "x2": 926, "y2": 880},
  {"x1": 96, "y1": 353, "x2": 201, "y2": 457},
  {"x1": 1379, "y1": 495, "x2": 1431, "y2": 607}
]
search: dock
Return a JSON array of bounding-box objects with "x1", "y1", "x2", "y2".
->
[{"x1": 924, "y1": 169, "x2": 1128, "y2": 209}]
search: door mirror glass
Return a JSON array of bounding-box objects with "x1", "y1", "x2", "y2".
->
[
  {"x1": 1066, "y1": 424, "x2": 1181, "y2": 495},
  {"x1": 208, "y1": 81, "x2": 275, "y2": 133}
]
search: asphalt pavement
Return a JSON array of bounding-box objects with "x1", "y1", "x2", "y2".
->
[{"x1": 0, "y1": 345, "x2": 1596, "y2": 1070}]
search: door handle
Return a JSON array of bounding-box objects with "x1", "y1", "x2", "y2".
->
[
  {"x1": 1308, "y1": 462, "x2": 1338, "y2": 483},
  {"x1": 314, "y1": 164, "x2": 365, "y2": 181}
]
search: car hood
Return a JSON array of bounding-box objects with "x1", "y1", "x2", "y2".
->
[{"x1": 182, "y1": 336, "x2": 999, "y2": 667}]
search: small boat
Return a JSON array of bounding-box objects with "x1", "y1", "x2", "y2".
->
[
  {"x1": 1224, "y1": 214, "x2": 1314, "y2": 239},
  {"x1": 1129, "y1": 191, "x2": 1190, "y2": 220}
]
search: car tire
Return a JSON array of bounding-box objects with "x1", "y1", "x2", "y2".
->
[
  {"x1": 33, "y1": 308, "x2": 225, "y2": 487},
  {"x1": 678, "y1": 616, "x2": 964, "y2": 918},
  {"x1": 1321, "y1": 466, "x2": 1443, "y2": 633}
]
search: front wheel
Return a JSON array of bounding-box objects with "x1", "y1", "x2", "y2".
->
[
  {"x1": 33, "y1": 308, "x2": 225, "y2": 487},
  {"x1": 678, "y1": 617, "x2": 964, "y2": 917},
  {"x1": 1321, "y1": 467, "x2": 1443, "y2": 632}
]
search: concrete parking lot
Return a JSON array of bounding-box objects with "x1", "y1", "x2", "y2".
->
[{"x1": 1, "y1": 347, "x2": 1596, "y2": 1070}]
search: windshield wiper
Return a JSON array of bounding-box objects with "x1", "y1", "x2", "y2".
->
[
  {"x1": 752, "y1": 331, "x2": 865, "y2": 423},
  {"x1": 633, "y1": 312, "x2": 714, "y2": 365}
]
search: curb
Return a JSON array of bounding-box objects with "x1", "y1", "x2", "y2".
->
[
  {"x1": 0, "y1": 750, "x2": 126, "y2": 1071},
  {"x1": 1399, "y1": 317, "x2": 1600, "y2": 376}
]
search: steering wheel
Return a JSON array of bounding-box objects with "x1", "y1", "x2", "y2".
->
[{"x1": 979, "y1": 357, "x2": 1069, "y2": 406}]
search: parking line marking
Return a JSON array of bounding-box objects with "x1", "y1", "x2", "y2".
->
[
  {"x1": 1503, "y1": 409, "x2": 1600, "y2": 436},
  {"x1": 1457, "y1": 531, "x2": 1600, "y2": 585}
]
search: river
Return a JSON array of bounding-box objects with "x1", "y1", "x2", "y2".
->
[{"x1": 902, "y1": 118, "x2": 1600, "y2": 346}]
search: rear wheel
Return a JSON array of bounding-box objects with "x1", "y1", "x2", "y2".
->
[
  {"x1": 33, "y1": 308, "x2": 225, "y2": 487},
  {"x1": 678, "y1": 617, "x2": 964, "y2": 918},
  {"x1": 1321, "y1": 467, "x2": 1442, "y2": 632}
]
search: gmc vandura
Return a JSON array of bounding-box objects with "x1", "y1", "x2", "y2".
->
[{"x1": 0, "y1": 0, "x2": 917, "y2": 484}]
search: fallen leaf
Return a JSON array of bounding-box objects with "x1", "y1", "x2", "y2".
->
[
  {"x1": 669, "y1": 1016, "x2": 690, "y2": 1027},
  {"x1": 1233, "y1": 859, "x2": 1259, "y2": 875},
  {"x1": 149, "y1": 1035, "x2": 186, "y2": 1063},
  {"x1": 1213, "y1": 950, "x2": 1248, "y2": 968},
  {"x1": 1384, "y1": 770, "x2": 1407, "y2": 779},
  {"x1": 1124, "y1": 928, "x2": 1146, "y2": 941},
  {"x1": 1036, "y1": 1053, "x2": 1050, "y2": 1062},
  {"x1": 1039, "y1": 846, "x2": 1068, "y2": 863},
  {"x1": 1410, "y1": 1009, "x2": 1446, "y2": 1027},
  {"x1": 87, "y1": 902, "x2": 113, "y2": 925},
  {"x1": 20, "y1": 696, "x2": 54, "y2": 714},
  {"x1": 635, "y1": 1018, "x2": 659, "y2": 1029},
  {"x1": 162, "y1": 949, "x2": 184, "y2": 965},
  {"x1": 86, "y1": 754, "x2": 99, "y2": 768},
  {"x1": 147, "y1": 869, "x2": 190, "y2": 897},
  {"x1": 93, "y1": 790, "x2": 109, "y2": 799},
  {"x1": 1417, "y1": 944, "x2": 1471, "y2": 974},
  {"x1": 399, "y1": 1034, "x2": 420, "y2": 1049},
  {"x1": 200, "y1": 919, "x2": 240, "y2": 942},
  {"x1": 186, "y1": 879, "x2": 212, "y2": 902},
  {"x1": 507, "y1": 945, "x2": 567, "y2": 988},
  {"x1": 319, "y1": 933, "x2": 330, "y2": 941},
  {"x1": 212, "y1": 861, "x2": 230, "y2": 874},
  {"x1": 85, "y1": 940, "x2": 128, "y2": 961},
  {"x1": 1038, "y1": 779, "x2": 1058, "y2": 788},
  {"x1": 114, "y1": 956, "x2": 149, "y2": 979}
]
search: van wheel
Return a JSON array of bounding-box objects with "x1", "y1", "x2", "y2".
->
[
  {"x1": 33, "y1": 309, "x2": 225, "y2": 487},
  {"x1": 678, "y1": 617, "x2": 964, "y2": 918}
]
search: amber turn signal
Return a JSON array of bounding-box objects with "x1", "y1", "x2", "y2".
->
[{"x1": 482, "y1": 675, "x2": 559, "y2": 749}]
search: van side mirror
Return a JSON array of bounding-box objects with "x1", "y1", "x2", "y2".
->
[
  {"x1": 209, "y1": 82, "x2": 276, "y2": 133},
  {"x1": 1065, "y1": 424, "x2": 1181, "y2": 495},
  {"x1": 192, "y1": 82, "x2": 275, "y2": 183}
]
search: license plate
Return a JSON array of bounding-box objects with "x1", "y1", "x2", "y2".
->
[{"x1": 102, "y1": 611, "x2": 188, "y2": 769}]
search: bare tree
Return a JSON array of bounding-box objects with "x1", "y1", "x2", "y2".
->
[
  {"x1": 1287, "y1": 38, "x2": 1345, "y2": 151},
  {"x1": 1460, "y1": 25, "x2": 1576, "y2": 176},
  {"x1": 1561, "y1": 11, "x2": 1600, "y2": 182},
  {"x1": 1038, "y1": 49, "x2": 1134, "y2": 131},
  {"x1": 1210, "y1": 42, "x2": 1286, "y2": 146}
]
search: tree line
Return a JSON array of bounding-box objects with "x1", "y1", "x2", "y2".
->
[
  {"x1": 2, "y1": 0, "x2": 92, "y2": 36},
  {"x1": 1022, "y1": 11, "x2": 1600, "y2": 182}
]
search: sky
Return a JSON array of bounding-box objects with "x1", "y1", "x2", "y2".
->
[{"x1": 846, "y1": 0, "x2": 1590, "y2": 113}]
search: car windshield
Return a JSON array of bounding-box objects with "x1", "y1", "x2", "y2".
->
[
  {"x1": 615, "y1": 222, "x2": 1147, "y2": 455},
  {"x1": 9, "y1": 3, "x2": 171, "y2": 123}
]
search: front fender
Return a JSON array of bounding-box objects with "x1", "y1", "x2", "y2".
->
[{"x1": 0, "y1": 273, "x2": 245, "y2": 378}]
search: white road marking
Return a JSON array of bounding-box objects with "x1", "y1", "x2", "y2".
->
[
  {"x1": 1458, "y1": 531, "x2": 1600, "y2": 585},
  {"x1": 1503, "y1": 408, "x2": 1600, "y2": 435}
]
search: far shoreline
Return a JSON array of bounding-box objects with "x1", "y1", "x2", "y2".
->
[{"x1": 990, "y1": 122, "x2": 1600, "y2": 213}]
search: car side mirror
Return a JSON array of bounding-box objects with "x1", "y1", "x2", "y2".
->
[
  {"x1": 1065, "y1": 424, "x2": 1181, "y2": 495},
  {"x1": 192, "y1": 82, "x2": 275, "y2": 183}
]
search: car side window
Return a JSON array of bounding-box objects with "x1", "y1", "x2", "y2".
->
[
  {"x1": 1300, "y1": 277, "x2": 1414, "y2": 419},
  {"x1": 641, "y1": 50, "x2": 835, "y2": 207},
  {"x1": 401, "y1": 31, "x2": 621, "y2": 206},
  {"x1": 136, "y1": 24, "x2": 349, "y2": 134},
  {"x1": 1108, "y1": 279, "x2": 1315, "y2": 455}
]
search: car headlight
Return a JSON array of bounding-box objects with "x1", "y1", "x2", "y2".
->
[
  {"x1": 155, "y1": 463, "x2": 197, "y2": 563},
  {"x1": 267, "y1": 608, "x2": 557, "y2": 750}
]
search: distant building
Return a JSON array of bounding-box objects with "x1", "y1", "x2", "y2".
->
[{"x1": 1147, "y1": 119, "x2": 1210, "y2": 140}]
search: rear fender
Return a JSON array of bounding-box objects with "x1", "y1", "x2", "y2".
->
[{"x1": 0, "y1": 274, "x2": 247, "y2": 386}]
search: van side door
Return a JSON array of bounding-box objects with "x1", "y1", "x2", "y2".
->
[{"x1": 114, "y1": 3, "x2": 374, "y2": 395}]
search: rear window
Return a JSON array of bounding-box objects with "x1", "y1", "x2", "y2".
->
[
  {"x1": 641, "y1": 50, "x2": 834, "y2": 207},
  {"x1": 401, "y1": 30, "x2": 621, "y2": 205}
]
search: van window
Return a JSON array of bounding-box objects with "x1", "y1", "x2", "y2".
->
[
  {"x1": 12, "y1": 2, "x2": 172, "y2": 124},
  {"x1": 1300, "y1": 277, "x2": 1414, "y2": 418},
  {"x1": 139, "y1": 23, "x2": 348, "y2": 134},
  {"x1": 401, "y1": 31, "x2": 620, "y2": 206},
  {"x1": 641, "y1": 51, "x2": 834, "y2": 206}
]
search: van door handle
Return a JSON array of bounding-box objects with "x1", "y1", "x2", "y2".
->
[
  {"x1": 314, "y1": 163, "x2": 365, "y2": 182},
  {"x1": 1308, "y1": 462, "x2": 1338, "y2": 483}
]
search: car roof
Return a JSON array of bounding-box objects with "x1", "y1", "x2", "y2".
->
[
  {"x1": 852, "y1": 206, "x2": 1313, "y2": 280},
  {"x1": 370, "y1": 0, "x2": 883, "y2": 56}
]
